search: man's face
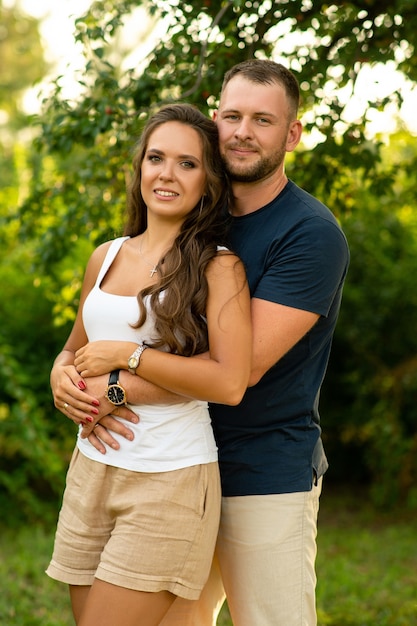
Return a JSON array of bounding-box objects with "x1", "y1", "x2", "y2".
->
[{"x1": 215, "y1": 75, "x2": 294, "y2": 183}]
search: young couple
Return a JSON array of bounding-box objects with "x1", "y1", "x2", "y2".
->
[{"x1": 48, "y1": 59, "x2": 349, "y2": 626}]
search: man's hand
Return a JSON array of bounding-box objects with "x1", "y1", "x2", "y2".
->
[
  {"x1": 76, "y1": 368, "x2": 188, "y2": 454},
  {"x1": 78, "y1": 375, "x2": 138, "y2": 453},
  {"x1": 52, "y1": 366, "x2": 139, "y2": 452},
  {"x1": 83, "y1": 407, "x2": 138, "y2": 455}
]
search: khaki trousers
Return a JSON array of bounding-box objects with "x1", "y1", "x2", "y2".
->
[{"x1": 161, "y1": 479, "x2": 322, "y2": 626}]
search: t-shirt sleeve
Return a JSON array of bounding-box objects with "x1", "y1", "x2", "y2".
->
[{"x1": 253, "y1": 216, "x2": 349, "y2": 317}]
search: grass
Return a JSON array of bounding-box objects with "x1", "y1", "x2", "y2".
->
[
  {"x1": 315, "y1": 487, "x2": 417, "y2": 626},
  {"x1": 1, "y1": 488, "x2": 416, "y2": 625}
]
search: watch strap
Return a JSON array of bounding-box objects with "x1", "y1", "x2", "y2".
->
[{"x1": 108, "y1": 370, "x2": 120, "y2": 385}]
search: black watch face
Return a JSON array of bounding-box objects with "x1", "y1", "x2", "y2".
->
[{"x1": 107, "y1": 384, "x2": 125, "y2": 405}]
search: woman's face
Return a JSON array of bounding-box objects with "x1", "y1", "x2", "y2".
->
[{"x1": 141, "y1": 121, "x2": 207, "y2": 224}]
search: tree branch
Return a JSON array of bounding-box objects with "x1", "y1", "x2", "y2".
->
[{"x1": 179, "y1": 0, "x2": 234, "y2": 100}]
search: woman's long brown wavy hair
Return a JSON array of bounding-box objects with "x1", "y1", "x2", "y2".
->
[{"x1": 124, "y1": 103, "x2": 232, "y2": 356}]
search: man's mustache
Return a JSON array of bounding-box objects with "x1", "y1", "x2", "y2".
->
[{"x1": 224, "y1": 142, "x2": 258, "y2": 151}]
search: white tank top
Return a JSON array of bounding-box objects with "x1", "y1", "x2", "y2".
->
[{"x1": 76, "y1": 236, "x2": 218, "y2": 472}]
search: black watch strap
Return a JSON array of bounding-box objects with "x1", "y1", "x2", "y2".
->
[{"x1": 109, "y1": 370, "x2": 120, "y2": 385}]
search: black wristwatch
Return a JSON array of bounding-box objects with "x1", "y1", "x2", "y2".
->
[{"x1": 105, "y1": 370, "x2": 126, "y2": 406}]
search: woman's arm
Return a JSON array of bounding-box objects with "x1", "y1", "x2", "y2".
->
[
  {"x1": 50, "y1": 243, "x2": 111, "y2": 424},
  {"x1": 139, "y1": 254, "x2": 251, "y2": 404},
  {"x1": 75, "y1": 253, "x2": 252, "y2": 405}
]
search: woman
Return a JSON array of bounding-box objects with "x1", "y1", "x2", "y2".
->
[{"x1": 47, "y1": 104, "x2": 251, "y2": 626}]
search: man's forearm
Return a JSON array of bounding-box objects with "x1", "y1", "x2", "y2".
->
[
  {"x1": 83, "y1": 372, "x2": 185, "y2": 410},
  {"x1": 118, "y1": 370, "x2": 186, "y2": 405},
  {"x1": 81, "y1": 371, "x2": 186, "y2": 451}
]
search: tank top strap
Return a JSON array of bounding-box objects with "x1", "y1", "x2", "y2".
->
[{"x1": 95, "y1": 236, "x2": 130, "y2": 287}]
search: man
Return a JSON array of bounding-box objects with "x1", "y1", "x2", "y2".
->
[
  {"x1": 56, "y1": 60, "x2": 349, "y2": 625},
  {"x1": 162, "y1": 59, "x2": 348, "y2": 626}
]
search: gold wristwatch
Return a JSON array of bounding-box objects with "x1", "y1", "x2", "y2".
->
[
  {"x1": 104, "y1": 370, "x2": 126, "y2": 405},
  {"x1": 127, "y1": 343, "x2": 148, "y2": 375}
]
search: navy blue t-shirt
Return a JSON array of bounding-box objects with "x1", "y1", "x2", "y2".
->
[{"x1": 210, "y1": 180, "x2": 350, "y2": 496}]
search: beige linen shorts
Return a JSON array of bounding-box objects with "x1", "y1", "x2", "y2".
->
[{"x1": 46, "y1": 449, "x2": 221, "y2": 600}]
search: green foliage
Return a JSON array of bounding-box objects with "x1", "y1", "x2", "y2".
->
[
  {"x1": 0, "y1": 243, "x2": 75, "y2": 523},
  {"x1": 0, "y1": 4, "x2": 48, "y2": 125},
  {"x1": 321, "y1": 133, "x2": 417, "y2": 507}
]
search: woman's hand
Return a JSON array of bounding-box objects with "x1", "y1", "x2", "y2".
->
[
  {"x1": 51, "y1": 363, "x2": 99, "y2": 427},
  {"x1": 74, "y1": 340, "x2": 137, "y2": 377}
]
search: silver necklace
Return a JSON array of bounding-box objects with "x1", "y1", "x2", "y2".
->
[{"x1": 138, "y1": 237, "x2": 158, "y2": 277}]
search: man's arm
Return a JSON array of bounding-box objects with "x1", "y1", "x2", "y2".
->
[
  {"x1": 52, "y1": 361, "x2": 185, "y2": 453},
  {"x1": 81, "y1": 371, "x2": 186, "y2": 452},
  {"x1": 249, "y1": 297, "x2": 319, "y2": 386}
]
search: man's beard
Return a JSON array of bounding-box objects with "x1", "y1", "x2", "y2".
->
[{"x1": 222, "y1": 143, "x2": 286, "y2": 183}]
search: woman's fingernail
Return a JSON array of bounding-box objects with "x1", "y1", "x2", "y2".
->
[
  {"x1": 91, "y1": 408, "x2": 99, "y2": 415},
  {"x1": 78, "y1": 381, "x2": 86, "y2": 390},
  {"x1": 92, "y1": 400, "x2": 100, "y2": 407},
  {"x1": 86, "y1": 416, "x2": 94, "y2": 423}
]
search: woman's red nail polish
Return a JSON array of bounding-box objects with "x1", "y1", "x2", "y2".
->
[
  {"x1": 92, "y1": 400, "x2": 100, "y2": 407},
  {"x1": 78, "y1": 381, "x2": 86, "y2": 390},
  {"x1": 91, "y1": 408, "x2": 99, "y2": 415},
  {"x1": 86, "y1": 416, "x2": 94, "y2": 423}
]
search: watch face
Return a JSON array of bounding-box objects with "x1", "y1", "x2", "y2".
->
[
  {"x1": 128, "y1": 357, "x2": 139, "y2": 369},
  {"x1": 106, "y1": 384, "x2": 126, "y2": 405}
]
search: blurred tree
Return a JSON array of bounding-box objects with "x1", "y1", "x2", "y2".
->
[
  {"x1": 0, "y1": 3, "x2": 65, "y2": 523},
  {"x1": 321, "y1": 129, "x2": 417, "y2": 507},
  {"x1": 18, "y1": 0, "x2": 417, "y2": 266},
  {"x1": 0, "y1": 3, "x2": 48, "y2": 128},
  {"x1": 0, "y1": 2, "x2": 47, "y2": 209}
]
